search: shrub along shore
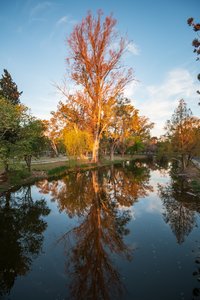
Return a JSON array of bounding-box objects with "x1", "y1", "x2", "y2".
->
[
  {"x1": 1, "y1": 155, "x2": 200, "y2": 196},
  {"x1": 0, "y1": 155, "x2": 146, "y2": 195}
]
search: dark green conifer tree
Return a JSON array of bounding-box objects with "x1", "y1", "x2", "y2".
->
[{"x1": 0, "y1": 69, "x2": 22, "y2": 105}]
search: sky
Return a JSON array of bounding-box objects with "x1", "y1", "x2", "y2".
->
[{"x1": 0, "y1": 0, "x2": 199, "y2": 137}]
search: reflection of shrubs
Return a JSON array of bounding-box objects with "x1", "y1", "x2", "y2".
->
[
  {"x1": 192, "y1": 241, "x2": 200, "y2": 299},
  {"x1": 156, "y1": 157, "x2": 169, "y2": 170},
  {"x1": 191, "y1": 180, "x2": 200, "y2": 194},
  {"x1": 0, "y1": 189, "x2": 50, "y2": 296},
  {"x1": 48, "y1": 165, "x2": 68, "y2": 176},
  {"x1": 9, "y1": 169, "x2": 30, "y2": 185}
]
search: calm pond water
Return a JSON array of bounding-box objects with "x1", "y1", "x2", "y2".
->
[{"x1": 1, "y1": 160, "x2": 200, "y2": 300}]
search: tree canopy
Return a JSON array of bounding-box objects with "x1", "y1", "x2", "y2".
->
[
  {"x1": 0, "y1": 69, "x2": 22, "y2": 105},
  {"x1": 59, "y1": 11, "x2": 134, "y2": 162},
  {"x1": 165, "y1": 99, "x2": 200, "y2": 170}
]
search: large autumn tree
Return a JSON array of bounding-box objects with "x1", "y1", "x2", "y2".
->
[{"x1": 63, "y1": 11, "x2": 133, "y2": 162}]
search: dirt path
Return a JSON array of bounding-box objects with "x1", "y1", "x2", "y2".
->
[{"x1": 31, "y1": 156, "x2": 68, "y2": 164}]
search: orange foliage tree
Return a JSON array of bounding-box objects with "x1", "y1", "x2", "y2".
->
[
  {"x1": 165, "y1": 99, "x2": 200, "y2": 170},
  {"x1": 62, "y1": 11, "x2": 133, "y2": 162},
  {"x1": 107, "y1": 97, "x2": 154, "y2": 159}
]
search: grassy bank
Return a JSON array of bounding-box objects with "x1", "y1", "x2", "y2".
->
[
  {"x1": 186, "y1": 161, "x2": 200, "y2": 194},
  {"x1": 0, "y1": 155, "x2": 145, "y2": 195}
]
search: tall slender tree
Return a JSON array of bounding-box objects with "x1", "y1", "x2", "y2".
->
[{"x1": 62, "y1": 11, "x2": 133, "y2": 163}]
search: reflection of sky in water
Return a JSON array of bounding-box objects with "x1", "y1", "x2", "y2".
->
[
  {"x1": 1, "y1": 164, "x2": 200, "y2": 300},
  {"x1": 130, "y1": 170, "x2": 169, "y2": 217}
]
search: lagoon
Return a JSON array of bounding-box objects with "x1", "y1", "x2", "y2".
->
[{"x1": 1, "y1": 161, "x2": 200, "y2": 300}]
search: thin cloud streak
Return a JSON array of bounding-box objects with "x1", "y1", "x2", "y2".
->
[
  {"x1": 30, "y1": 2, "x2": 52, "y2": 17},
  {"x1": 40, "y1": 15, "x2": 75, "y2": 47},
  {"x1": 56, "y1": 15, "x2": 76, "y2": 27}
]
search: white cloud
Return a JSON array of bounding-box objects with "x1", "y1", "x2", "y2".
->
[
  {"x1": 144, "y1": 197, "x2": 164, "y2": 214},
  {"x1": 56, "y1": 16, "x2": 68, "y2": 26},
  {"x1": 30, "y1": 2, "x2": 52, "y2": 17},
  {"x1": 124, "y1": 80, "x2": 139, "y2": 99},
  {"x1": 127, "y1": 42, "x2": 140, "y2": 55},
  {"x1": 124, "y1": 68, "x2": 199, "y2": 137},
  {"x1": 56, "y1": 16, "x2": 76, "y2": 27}
]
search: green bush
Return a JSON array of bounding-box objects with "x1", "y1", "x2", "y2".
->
[
  {"x1": 9, "y1": 169, "x2": 30, "y2": 185},
  {"x1": 191, "y1": 180, "x2": 200, "y2": 193}
]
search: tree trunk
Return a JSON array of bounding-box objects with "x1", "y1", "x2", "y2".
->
[
  {"x1": 24, "y1": 155, "x2": 32, "y2": 172},
  {"x1": 121, "y1": 149, "x2": 125, "y2": 158},
  {"x1": 3, "y1": 161, "x2": 9, "y2": 173},
  {"x1": 110, "y1": 144, "x2": 114, "y2": 161},
  {"x1": 51, "y1": 141, "x2": 58, "y2": 157},
  {"x1": 186, "y1": 154, "x2": 191, "y2": 167},
  {"x1": 5, "y1": 191, "x2": 11, "y2": 209},
  {"x1": 181, "y1": 154, "x2": 186, "y2": 171},
  {"x1": 92, "y1": 137, "x2": 100, "y2": 163}
]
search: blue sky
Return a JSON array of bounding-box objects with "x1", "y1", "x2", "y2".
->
[{"x1": 0, "y1": 0, "x2": 199, "y2": 136}]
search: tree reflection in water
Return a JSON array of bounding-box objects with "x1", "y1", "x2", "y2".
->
[
  {"x1": 158, "y1": 163, "x2": 200, "y2": 244},
  {"x1": 38, "y1": 164, "x2": 153, "y2": 299},
  {"x1": 0, "y1": 186, "x2": 50, "y2": 296}
]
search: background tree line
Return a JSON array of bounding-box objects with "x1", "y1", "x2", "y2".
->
[{"x1": 1, "y1": 12, "x2": 200, "y2": 176}]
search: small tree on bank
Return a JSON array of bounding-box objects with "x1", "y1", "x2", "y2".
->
[
  {"x1": 0, "y1": 96, "x2": 47, "y2": 173},
  {"x1": 63, "y1": 11, "x2": 133, "y2": 163},
  {"x1": 165, "y1": 99, "x2": 200, "y2": 170},
  {"x1": 0, "y1": 97, "x2": 25, "y2": 172},
  {"x1": 16, "y1": 118, "x2": 47, "y2": 172}
]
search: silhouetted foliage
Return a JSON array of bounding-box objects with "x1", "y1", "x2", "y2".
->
[
  {"x1": 0, "y1": 187, "x2": 50, "y2": 296},
  {"x1": 187, "y1": 17, "x2": 200, "y2": 101}
]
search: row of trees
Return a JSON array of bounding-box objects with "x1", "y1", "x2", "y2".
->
[
  {"x1": 0, "y1": 12, "x2": 155, "y2": 173},
  {"x1": 46, "y1": 12, "x2": 200, "y2": 168},
  {"x1": 45, "y1": 95, "x2": 154, "y2": 160},
  {"x1": 0, "y1": 67, "x2": 153, "y2": 174},
  {"x1": 1, "y1": 12, "x2": 199, "y2": 174}
]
